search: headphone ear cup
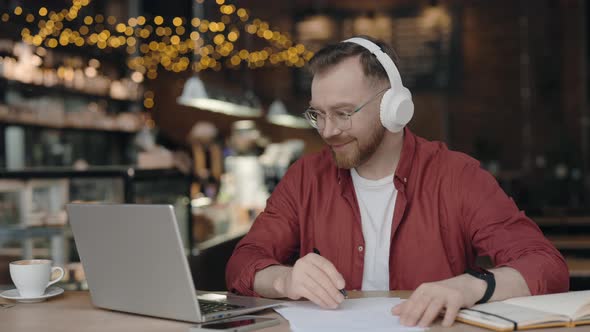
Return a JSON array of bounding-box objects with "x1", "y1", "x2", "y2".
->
[
  {"x1": 392, "y1": 87, "x2": 414, "y2": 129},
  {"x1": 379, "y1": 89, "x2": 396, "y2": 132},
  {"x1": 380, "y1": 88, "x2": 414, "y2": 133}
]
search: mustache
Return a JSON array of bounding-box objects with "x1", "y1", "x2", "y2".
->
[{"x1": 324, "y1": 138, "x2": 355, "y2": 146}]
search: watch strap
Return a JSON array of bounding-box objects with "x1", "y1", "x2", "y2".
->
[{"x1": 465, "y1": 268, "x2": 496, "y2": 304}]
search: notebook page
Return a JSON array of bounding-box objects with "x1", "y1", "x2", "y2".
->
[
  {"x1": 503, "y1": 290, "x2": 590, "y2": 319},
  {"x1": 274, "y1": 297, "x2": 425, "y2": 331}
]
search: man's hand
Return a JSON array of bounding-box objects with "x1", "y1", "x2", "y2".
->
[
  {"x1": 272, "y1": 253, "x2": 346, "y2": 309},
  {"x1": 391, "y1": 274, "x2": 486, "y2": 327}
]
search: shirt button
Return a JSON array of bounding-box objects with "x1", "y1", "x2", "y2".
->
[{"x1": 357, "y1": 245, "x2": 364, "y2": 252}]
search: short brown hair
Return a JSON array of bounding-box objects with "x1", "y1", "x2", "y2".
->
[{"x1": 307, "y1": 35, "x2": 400, "y2": 86}]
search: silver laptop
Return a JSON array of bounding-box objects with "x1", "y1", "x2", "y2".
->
[{"x1": 66, "y1": 203, "x2": 283, "y2": 323}]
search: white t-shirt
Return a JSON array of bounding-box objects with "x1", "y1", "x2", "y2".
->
[{"x1": 350, "y1": 168, "x2": 397, "y2": 291}]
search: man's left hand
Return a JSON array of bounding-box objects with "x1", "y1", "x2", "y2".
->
[{"x1": 391, "y1": 275, "x2": 486, "y2": 327}]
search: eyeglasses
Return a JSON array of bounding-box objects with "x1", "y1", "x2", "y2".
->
[{"x1": 303, "y1": 88, "x2": 388, "y2": 131}]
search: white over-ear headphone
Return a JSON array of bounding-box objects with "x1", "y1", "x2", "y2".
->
[{"x1": 342, "y1": 37, "x2": 414, "y2": 133}]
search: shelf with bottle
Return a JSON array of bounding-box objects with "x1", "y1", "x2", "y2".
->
[
  {"x1": 0, "y1": 102, "x2": 144, "y2": 134},
  {"x1": 0, "y1": 178, "x2": 70, "y2": 266},
  {"x1": 0, "y1": 225, "x2": 69, "y2": 260},
  {"x1": 0, "y1": 168, "x2": 193, "y2": 270},
  {"x1": 0, "y1": 40, "x2": 144, "y2": 105},
  {"x1": 0, "y1": 77, "x2": 140, "y2": 105}
]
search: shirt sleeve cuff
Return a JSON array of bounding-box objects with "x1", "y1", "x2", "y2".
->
[
  {"x1": 497, "y1": 257, "x2": 568, "y2": 295},
  {"x1": 232, "y1": 258, "x2": 282, "y2": 297}
]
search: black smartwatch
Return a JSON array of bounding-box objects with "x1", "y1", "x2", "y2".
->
[{"x1": 465, "y1": 267, "x2": 496, "y2": 304}]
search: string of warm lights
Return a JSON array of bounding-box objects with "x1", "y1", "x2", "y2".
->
[
  {"x1": 0, "y1": 0, "x2": 315, "y2": 111},
  {"x1": 30, "y1": 0, "x2": 91, "y2": 46},
  {"x1": 2, "y1": 0, "x2": 313, "y2": 76}
]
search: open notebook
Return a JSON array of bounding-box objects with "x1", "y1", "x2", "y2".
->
[{"x1": 456, "y1": 290, "x2": 590, "y2": 331}]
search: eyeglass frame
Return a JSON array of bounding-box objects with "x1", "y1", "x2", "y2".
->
[{"x1": 303, "y1": 87, "x2": 389, "y2": 131}]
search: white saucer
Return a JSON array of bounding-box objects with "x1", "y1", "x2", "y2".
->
[{"x1": 0, "y1": 286, "x2": 64, "y2": 303}]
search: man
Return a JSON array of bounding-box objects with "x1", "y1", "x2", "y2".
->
[{"x1": 225, "y1": 36, "x2": 569, "y2": 328}]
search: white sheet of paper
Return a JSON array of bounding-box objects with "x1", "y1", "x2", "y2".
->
[{"x1": 274, "y1": 297, "x2": 426, "y2": 331}]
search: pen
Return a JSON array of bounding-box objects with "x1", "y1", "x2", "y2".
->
[{"x1": 312, "y1": 247, "x2": 348, "y2": 298}]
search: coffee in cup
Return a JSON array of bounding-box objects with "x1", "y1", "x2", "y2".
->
[{"x1": 9, "y1": 259, "x2": 65, "y2": 298}]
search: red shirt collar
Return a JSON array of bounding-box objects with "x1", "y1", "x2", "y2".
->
[{"x1": 395, "y1": 127, "x2": 416, "y2": 188}]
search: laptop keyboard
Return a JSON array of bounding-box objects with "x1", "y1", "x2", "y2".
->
[{"x1": 198, "y1": 299, "x2": 245, "y2": 314}]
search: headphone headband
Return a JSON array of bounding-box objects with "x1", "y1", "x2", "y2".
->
[
  {"x1": 342, "y1": 37, "x2": 404, "y2": 93},
  {"x1": 341, "y1": 37, "x2": 414, "y2": 133}
]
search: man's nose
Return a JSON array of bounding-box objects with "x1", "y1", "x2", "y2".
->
[{"x1": 320, "y1": 115, "x2": 342, "y2": 139}]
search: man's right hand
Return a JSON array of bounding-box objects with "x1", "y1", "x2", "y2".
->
[{"x1": 272, "y1": 253, "x2": 346, "y2": 309}]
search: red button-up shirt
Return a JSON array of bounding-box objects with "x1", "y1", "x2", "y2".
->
[{"x1": 226, "y1": 128, "x2": 569, "y2": 296}]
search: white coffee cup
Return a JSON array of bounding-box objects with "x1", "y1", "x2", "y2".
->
[{"x1": 9, "y1": 259, "x2": 65, "y2": 298}]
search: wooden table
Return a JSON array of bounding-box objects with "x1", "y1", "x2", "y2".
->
[{"x1": 0, "y1": 290, "x2": 587, "y2": 332}]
